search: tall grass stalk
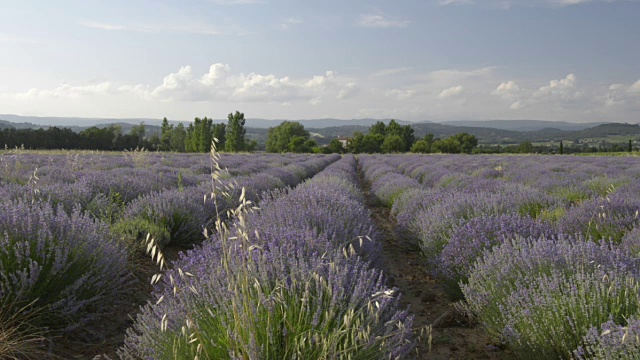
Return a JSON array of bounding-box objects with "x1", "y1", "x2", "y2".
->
[{"x1": 0, "y1": 299, "x2": 49, "y2": 360}]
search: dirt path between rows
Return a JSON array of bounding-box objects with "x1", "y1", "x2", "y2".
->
[{"x1": 358, "y1": 167, "x2": 512, "y2": 360}]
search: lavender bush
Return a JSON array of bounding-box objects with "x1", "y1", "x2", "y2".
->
[
  {"x1": 437, "y1": 214, "x2": 555, "y2": 298},
  {"x1": 0, "y1": 199, "x2": 132, "y2": 333},
  {"x1": 121, "y1": 226, "x2": 413, "y2": 359},
  {"x1": 574, "y1": 317, "x2": 640, "y2": 359},
  {"x1": 116, "y1": 184, "x2": 216, "y2": 248},
  {"x1": 560, "y1": 193, "x2": 640, "y2": 243},
  {"x1": 462, "y1": 235, "x2": 640, "y2": 359},
  {"x1": 121, "y1": 149, "x2": 414, "y2": 359}
]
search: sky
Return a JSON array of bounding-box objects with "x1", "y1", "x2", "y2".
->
[{"x1": 1, "y1": 0, "x2": 639, "y2": 123}]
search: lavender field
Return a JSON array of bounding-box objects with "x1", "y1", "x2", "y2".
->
[{"x1": 2, "y1": 149, "x2": 640, "y2": 359}]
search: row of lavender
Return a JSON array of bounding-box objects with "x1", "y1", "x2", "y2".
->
[
  {"x1": 0, "y1": 151, "x2": 340, "y2": 357},
  {"x1": 361, "y1": 154, "x2": 640, "y2": 359},
  {"x1": 121, "y1": 155, "x2": 416, "y2": 359}
]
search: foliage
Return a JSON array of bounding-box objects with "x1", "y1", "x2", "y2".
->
[
  {"x1": 266, "y1": 121, "x2": 310, "y2": 153},
  {"x1": 0, "y1": 200, "x2": 132, "y2": 333},
  {"x1": 120, "y1": 146, "x2": 414, "y2": 359},
  {"x1": 225, "y1": 111, "x2": 247, "y2": 152},
  {"x1": 410, "y1": 134, "x2": 434, "y2": 153},
  {"x1": 462, "y1": 235, "x2": 640, "y2": 359},
  {"x1": 432, "y1": 133, "x2": 478, "y2": 154}
]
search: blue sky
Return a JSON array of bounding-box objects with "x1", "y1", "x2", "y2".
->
[{"x1": 1, "y1": 0, "x2": 639, "y2": 123}]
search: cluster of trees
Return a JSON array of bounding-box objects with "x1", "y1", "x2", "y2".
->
[
  {"x1": 0, "y1": 111, "x2": 255, "y2": 153},
  {"x1": 410, "y1": 132, "x2": 479, "y2": 154},
  {"x1": 347, "y1": 120, "x2": 415, "y2": 154},
  {"x1": 474, "y1": 140, "x2": 638, "y2": 154},
  {"x1": 261, "y1": 119, "x2": 481, "y2": 155},
  {"x1": 0, "y1": 123, "x2": 150, "y2": 151},
  {"x1": 159, "y1": 111, "x2": 255, "y2": 153},
  {"x1": 265, "y1": 121, "x2": 318, "y2": 153}
]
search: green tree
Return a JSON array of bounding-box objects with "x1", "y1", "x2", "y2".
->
[
  {"x1": 266, "y1": 121, "x2": 309, "y2": 152},
  {"x1": 212, "y1": 123, "x2": 226, "y2": 150},
  {"x1": 326, "y1": 138, "x2": 345, "y2": 154},
  {"x1": 369, "y1": 121, "x2": 386, "y2": 136},
  {"x1": 410, "y1": 139, "x2": 431, "y2": 153},
  {"x1": 432, "y1": 137, "x2": 460, "y2": 153},
  {"x1": 130, "y1": 122, "x2": 146, "y2": 148},
  {"x1": 559, "y1": 141, "x2": 564, "y2": 155},
  {"x1": 244, "y1": 139, "x2": 258, "y2": 152},
  {"x1": 225, "y1": 111, "x2": 246, "y2": 152},
  {"x1": 160, "y1": 117, "x2": 173, "y2": 151},
  {"x1": 289, "y1": 136, "x2": 308, "y2": 153},
  {"x1": 386, "y1": 120, "x2": 402, "y2": 136},
  {"x1": 381, "y1": 134, "x2": 406, "y2": 153},
  {"x1": 170, "y1": 123, "x2": 187, "y2": 152},
  {"x1": 452, "y1": 133, "x2": 478, "y2": 154},
  {"x1": 517, "y1": 141, "x2": 534, "y2": 154},
  {"x1": 184, "y1": 117, "x2": 214, "y2": 153},
  {"x1": 361, "y1": 133, "x2": 384, "y2": 153},
  {"x1": 347, "y1": 132, "x2": 365, "y2": 153}
]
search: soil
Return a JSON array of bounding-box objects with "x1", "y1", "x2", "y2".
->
[
  {"x1": 52, "y1": 244, "x2": 189, "y2": 359},
  {"x1": 358, "y1": 168, "x2": 514, "y2": 360}
]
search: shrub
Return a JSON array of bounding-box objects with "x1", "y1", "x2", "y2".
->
[
  {"x1": 574, "y1": 317, "x2": 640, "y2": 360},
  {"x1": 121, "y1": 202, "x2": 413, "y2": 359},
  {"x1": 560, "y1": 193, "x2": 640, "y2": 243},
  {"x1": 116, "y1": 185, "x2": 216, "y2": 248},
  {"x1": 0, "y1": 200, "x2": 131, "y2": 333},
  {"x1": 462, "y1": 235, "x2": 640, "y2": 359},
  {"x1": 437, "y1": 214, "x2": 555, "y2": 299}
]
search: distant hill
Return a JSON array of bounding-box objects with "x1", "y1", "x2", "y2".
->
[
  {"x1": 571, "y1": 123, "x2": 640, "y2": 138},
  {"x1": 0, "y1": 114, "x2": 163, "y2": 127},
  {"x1": 0, "y1": 114, "x2": 414, "y2": 129},
  {"x1": 441, "y1": 120, "x2": 607, "y2": 132},
  {"x1": 245, "y1": 118, "x2": 414, "y2": 129}
]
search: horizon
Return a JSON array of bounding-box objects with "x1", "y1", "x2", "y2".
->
[
  {"x1": 1, "y1": 1, "x2": 639, "y2": 123},
  {"x1": 0, "y1": 113, "x2": 619, "y2": 125}
]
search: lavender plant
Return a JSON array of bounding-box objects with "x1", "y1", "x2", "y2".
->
[
  {"x1": 437, "y1": 214, "x2": 555, "y2": 299},
  {"x1": 561, "y1": 193, "x2": 640, "y2": 243},
  {"x1": 462, "y1": 235, "x2": 640, "y2": 359},
  {"x1": 121, "y1": 143, "x2": 414, "y2": 359},
  {"x1": 574, "y1": 317, "x2": 640, "y2": 359},
  {"x1": 0, "y1": 199, "x2": 132, "y2": 333}
]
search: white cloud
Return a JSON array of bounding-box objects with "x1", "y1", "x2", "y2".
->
[
  {"x1": 78, "y1": 20, "x2": 223, "y2": 35},
  {"x1": 337, "y1": 83, "x2": 359, "y2": 99},
  {"x1": 4, "y1": 65, "x2": 640, "y2": 123},
  {"x1": 356, "y1": 12, "x2": 410, "y2": 28},
  {"x1": 492, "y1": 80, "x2": 521, "y2": 103},
  {"x1": 510, "y1": 101, "x2": 524, "y2": 110},
  {"x1": 370, "y1": 67, "x2": 413, "y2": 77},
  {"x1": 15, "y1": 82, "x2": 115, "y2": 100},
  {"x1": 0, "y1": 33, "x2": 39, "y2": 44},
  {"x1": 427, "y1": 67, "x2": 495, "y2": 83},
  {"x1": 437, "y1": 85, "x2": 465, "y2": 99},
  {"x1": 281, "y1": 18, "x2": 303, "y2": 30},
  {"x1": 386, "y1": 89, "x2": 417, "y2": 100},
  {"x1": 147, "y1": 65, "x2": 358, "y2": 104},
  {"x1": 436, "y1": 0, "x2": 631, "y2": 8},
  {"x1": 437, "y1": 0, "x2": 475, "y2": 5},
  {"x1": 493, "y1": 80, "x2": 520, "y2": 95},
  {"x1": 207, "y1": 0, "x2": 264, "y2": 4},
  {"x1": 534, "y1": 73, "x2": 579, "y2": 100}
]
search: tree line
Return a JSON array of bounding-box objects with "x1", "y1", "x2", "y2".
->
[
  {"x1": 158, "y1": 111, "x2": 255, "y2": 153},
  {"x1": 0, "y1": 111, "x2": 255, "y2": 153},
  {"x1": 4, "y1": 114, "x2": 637, "y2": 154}
]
